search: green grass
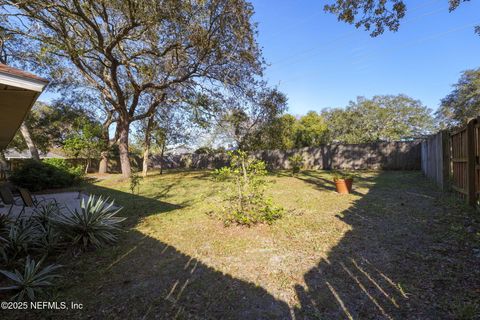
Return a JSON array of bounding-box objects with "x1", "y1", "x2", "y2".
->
[{"x1": 7, "y1": 170, "x2": 480, "y2": 319}]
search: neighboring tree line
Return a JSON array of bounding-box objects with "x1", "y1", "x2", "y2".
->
[
  {"x1": 201, "y1": 65, "x2": 480, "y2": 153},
  {"x1": 9, "y1": 67, "x2": 480, "y2": 167},
  {"x1": 205, "y1": 94, "x2": 436, "y2": 152}
]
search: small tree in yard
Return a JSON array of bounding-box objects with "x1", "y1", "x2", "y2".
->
[
  {"x1": 129, "y1": 172, "x2": 142, "y2": 196},
  {"x1": 288, "y1": 154, "x2": 304, "y2": 175},
  {"x1": 63, "y1": 119, "x2": 104, "y2": 174},
  {"x1": 214, "y1": 150, "x2": 283, "y2": 226}
]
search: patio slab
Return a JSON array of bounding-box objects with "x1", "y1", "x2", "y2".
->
[{"x1": 0, "y1": 191, "x2": 98, "y2": 218}]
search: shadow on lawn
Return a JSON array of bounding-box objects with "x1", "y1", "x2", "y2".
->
[
  {"x1": 294, "y1": 171, "x2": 480, "y2": 319},
  {"x1": 41, "y1": 171, "x2": 479, "y2": 319},
  {"x1": 56, "y1": 183, "x2": 292, "y2": 319}
]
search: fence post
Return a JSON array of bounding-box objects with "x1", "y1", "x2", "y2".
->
[
  {"x1": 441, "y1": 130, "x2": 451, "y2": 190},
  {"x1": 466, "y1": 119, "x2": 476, "y2": 206}
]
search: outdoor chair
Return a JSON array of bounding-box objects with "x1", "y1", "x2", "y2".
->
[
  {"x1": 0, "y1": 185, "x2": 25, "y2": 216},
  {"x1": 17, "y1": 188, "x2": 58, "y2": 208}
]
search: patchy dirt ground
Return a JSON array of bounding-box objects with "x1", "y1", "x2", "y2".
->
[{"x1": 6, "y1": 170, "x2": 480, "y2": 319}]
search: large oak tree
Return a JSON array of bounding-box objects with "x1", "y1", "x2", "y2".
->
[{"x1": 1, "y1": 0, "x2": 263, "y2": 177}]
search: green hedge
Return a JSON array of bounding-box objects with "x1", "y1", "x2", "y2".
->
[{"x1": 9, "y1": 159, "x2": 84, "y2": 191}]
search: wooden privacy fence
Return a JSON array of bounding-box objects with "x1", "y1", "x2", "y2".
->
[
  {"x1": 421, "y1": 131, "x2": 450, "y2": 190},
  {"x1": 450, "y1": 117, "x2": 478, "y2": 206},
  {"x1": 153, "y1": 141, "x2": 422, "y2": 171},
  {"x1": 423, "y1": 117, "x2": 480, "y2": 207}
]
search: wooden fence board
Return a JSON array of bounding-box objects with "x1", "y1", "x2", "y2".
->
[{"x1": 449, "y1": 117, "x2": 478, "y2": 206}]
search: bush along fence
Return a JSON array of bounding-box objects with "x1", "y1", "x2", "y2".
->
[
  {"x1": 421, "y1": 117, "x2": 480, "y2": 207},
  {"x1": 151, "y1": 141, "x2": 422, "y2": 171}
]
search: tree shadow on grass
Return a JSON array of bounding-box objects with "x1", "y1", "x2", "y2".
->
[
  {"x1": 294, "y1": 171, "x2": 480, "y2": 319},
  {"x1": 30, "y1": 183, "x2": 291, "y2": 320},
  {"x1": 9, "y1": 171, "x2": 478, "y2": 319}
]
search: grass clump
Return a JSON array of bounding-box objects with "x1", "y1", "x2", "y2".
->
[{"x1": 213, "y1": 150, "x2": 283, "y2": 226}]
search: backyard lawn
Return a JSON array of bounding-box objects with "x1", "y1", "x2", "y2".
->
[{"x1": 17, "y1": 170, "x2": 480, "y2": 319}]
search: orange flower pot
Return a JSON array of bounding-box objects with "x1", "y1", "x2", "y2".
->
[{"x1": 335, "y1": 178, "x2": 353, "y2": 194}]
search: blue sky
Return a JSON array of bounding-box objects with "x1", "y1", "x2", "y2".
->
[{"x1": 251, "y1": 0, "x2": 480, "y2": 115}]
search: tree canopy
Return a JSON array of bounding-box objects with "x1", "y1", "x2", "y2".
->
[
  {"x1": 293, "y1": 111, "x2": 329, "y2": 148},
  {"x1": 324, "y1": 0, "x2": 476, "y2": 37},
  {"x1": 1, "y1": 0, "x2": 264, "y2": 177},
  {"x1": 323, "y1": 95, "x2": 435, "y2": 143},
  {"x1": 437, "y1": 68, "x2": 480, "y2": 128},
  {"x1": 8, "y1": 101, "x2": 98, "y2": 153},
  {"x1": 216, "y1": 88, "x2": 288, "y2": 149}
]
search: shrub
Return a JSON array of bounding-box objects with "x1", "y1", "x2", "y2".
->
[
  {"x1": 43, "y1": 158, "x2": 85, "y2": 181},
  {"x1": 213, "y1": 150, "x2": 283, "y2": 226},
  {"x1": 9, "y1": 159, "x2": 83, "y2": 191},
  {"x1": 0, "y1": 256, "x2": 61, "y2": 301},
  {"x1": 52, "y1": 195, "x2": 125, "y2": 250},
  {"x1": 288, "y1": 154, "x2": 304, "y2": 175}
]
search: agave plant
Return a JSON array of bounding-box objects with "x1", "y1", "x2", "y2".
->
[
  {"x1": 52, "y1": 195, "x2": 125, "y2": 249},
  {"x1": 0, "y1": 256, "x2": 61, "y2": 301}
]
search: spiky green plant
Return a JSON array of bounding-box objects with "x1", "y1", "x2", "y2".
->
[
  {"x1": 52, "y1": 195, "x2": 125, "y2": 249},
  {"x1": 1, "y1": 219, "x2": 41, "y2": 266},
  {"x1": 32, "y1": 202, "x2": 62, "y2": 254},
  {"x1": 33, "y1": 202, "x2": 61, "y2": 227},
  {"x1": 0, "y1": 256, "x2": 61, "y2": 301}
]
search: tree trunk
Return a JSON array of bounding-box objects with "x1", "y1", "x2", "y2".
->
[
  {"x1": 98, "y1": 116, "x2": 113, "y2": 174},
  {"x1": 159, "y1": 142, "x2": 166, "y2": 175},
  {"x1": 99, "y1": 151, "x2": 109, "y2": 174},
  {"x1": 0, "y1": 151, "x2": 8, "y2": 169},
  {"x1": 142, "y1": 116, "x2": 154, "y2": 177},
  {"x1": 117, "y1": 118, "x2": 131, "y2": 178},
  {"x1": 0, "y1": 151, "x2": 8, "y2": 179},
  {"x1": 19, "y1": 123, "x2": 40, "y2": 161},
  {"x1": 85, "y1": 158, "x2": 91, "y2": 174}
]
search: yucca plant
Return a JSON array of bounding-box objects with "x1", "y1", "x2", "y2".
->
[
  {"x1": 52, "y1": 195, "x2": 125, "y2": 250},
  {"x1": 1, "y1": 219, "x2": 41, "y2": 266},
  {"x1": 36, "y1": 223, "x2": 61, "y2": 255},
  {"x1": 0, "y1": 256, "x2": 61, "y2": 301},
  {"x1": 33, "y1": 202, "x2": 61, "y2": 227}
]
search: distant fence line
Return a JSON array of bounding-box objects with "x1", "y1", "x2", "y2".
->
[{"x1": 151, "y1": 141, "x2": 422, "y2": 171}]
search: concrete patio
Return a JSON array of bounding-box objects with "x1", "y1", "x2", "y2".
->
[{"x1": 0, "y1": 191, "x2": 95, "y2": 218}]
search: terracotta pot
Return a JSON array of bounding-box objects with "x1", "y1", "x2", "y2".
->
[{"x1": 335, "y1": 178, "x2": 353, "y2": 194}]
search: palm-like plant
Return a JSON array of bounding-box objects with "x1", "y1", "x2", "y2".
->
[
  {"x1": 0, "y1": 256, "x2": 61, "y2": 301},
  {"x1": 52, "y1": 195, "x2": 125, "y2": 249}
]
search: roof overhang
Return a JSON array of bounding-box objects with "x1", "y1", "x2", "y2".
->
[{"x1": 0, "y1": 64, "x2": 49, "y2": 150}]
